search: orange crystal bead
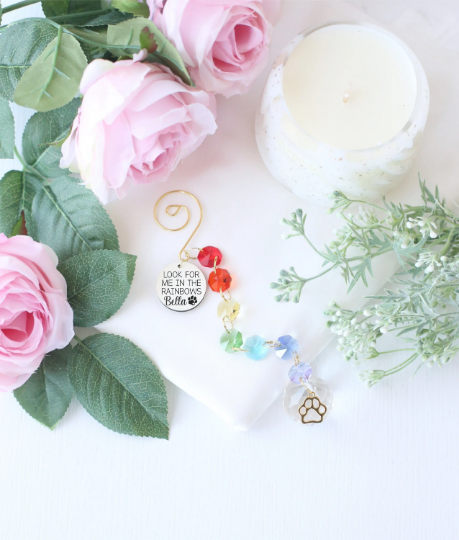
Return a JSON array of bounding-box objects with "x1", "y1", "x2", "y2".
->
[{"x1": 209, "y1": 268, "x2": 232, "y2": 292}]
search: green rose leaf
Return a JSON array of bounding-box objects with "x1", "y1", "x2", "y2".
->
[
  {"x1": 70, "y1": 334, "x2": 169, "y2": 438},
  {"x1": 0, "y1": 19, "x2": 58, "y2": 101},
  {"x1": 78, "y1": 43, "x2": 106, "y2": 63},
  {"x1": 42, "y1": 0, "x2": 133, "y2": 26},
  {"x1": 0, "y1": 170, "x2": 39, "y2": 237},
  {"x1": 0, "y1": 98, "x2": 14, "y2": 159},
  {"x1": 139, "y1": 27, "x2": 158, "y2": 53},
  {"x1": 66, "y1": 25, "x2": 108, "y2": 46},
  {"x1": 22, "y1": 98, "x2": 80, "y2": 179},
  {"x1": 41, "y1": 0, "x2": 102, "y2": 24},
  {"x1": 66, "y1": 26, "x2": 108, "y2": 63},
  {"x1": 59, "y1": 250, "x2": 136, "y2": 326},
  {"x1": 32, "y1": 175, "x2": 119, "y2": 261},
  {"x1": 111, "y1": 0, "x2": 149, "y2": 18},
  {"x1": 107, "y1": 18, "x2": 194, "y2": 86},
  {"x1": 79, "y1": 9, "x2": 133, "y2": 27},
  {"x1": 14, "y1": 345, "x2": 73, "y2": 430},
  {"x1": 10, "y1": 214, "x2": 26, "y2": 236},
  {"x1": 14, "y1": 29, "x2": 88, "y2": 112}
]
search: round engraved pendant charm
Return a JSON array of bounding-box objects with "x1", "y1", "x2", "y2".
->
[{"x1": 156, "y1": 261, "x2": 206, "y2": 312}]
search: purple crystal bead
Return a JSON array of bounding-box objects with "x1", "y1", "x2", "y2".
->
[
  {"x1": 275, "y1": 335, "x2": 299, "y2": 360},
  {"x1": 288, "y1": 362, "x2": 312, "y2": 384}
]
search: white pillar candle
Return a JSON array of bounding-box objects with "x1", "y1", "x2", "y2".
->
[{"x1": 256, "y1": 22, "x2": 430, "y2": 204}]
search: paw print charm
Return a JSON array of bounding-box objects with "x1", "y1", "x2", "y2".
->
[
  {"x1": 299, "y1": 394, "x2": 327, "y2": 424},
  {"x1": 188, "y1": 295, "x2": 198, "y2": 306}
]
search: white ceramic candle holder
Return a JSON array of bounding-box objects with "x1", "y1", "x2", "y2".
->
[{"x1": 256, "y1": 21, "x2": 430, "y2": 204}]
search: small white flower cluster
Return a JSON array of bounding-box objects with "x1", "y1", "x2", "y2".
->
[
  {"x1": 438, "y1": 255, "x2": 459, "y2": 283},
  {"x1": 406, "y1": 216, "x2": 438, "y2": 238},
  {"x1": 276, "y1": 181, "x2": 459, "y2": 385},
  {"x1": 416, "y1": 337, "x2": 459, "y2": 367},
  {"x1": 330, "y1": 225, "x2": 353, "y2": 251},
  {"x1": 355, "y1": 206, "x2": 378, "y2": 227},
  {"x1": 325, "y1": 303, "x2": 382, "y2": 362},
  {"x1": 414, "y1": 251, "x2": 442, "y2": 273},
  {"x1": 359, "y1": 370, "x2": 386, "y2": 386},
  {"x1": 392, "y1": 230, "x2": 414, "y2": 249},
  {"x1": 392, "y1": 216, "x2": 439, "y2": 249}
]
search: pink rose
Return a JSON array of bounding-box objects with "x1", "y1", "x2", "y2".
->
[
  {"x1": 153, "y1": 0, "x2": 281, "y2": 98},
  {"x1": 60, "y1": 56, "x2": 217, "y2": 204},
  {"x1": 0, "y1": 235, "x2": 74, "y2": 392}
]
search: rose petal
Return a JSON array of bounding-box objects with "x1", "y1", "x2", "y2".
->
[
  {"x1": 60, "y1": 59, "x2": 217, "y2": 202},
  {"x1": 0, "y1": 236, "x2": 74, "y2": 391}
]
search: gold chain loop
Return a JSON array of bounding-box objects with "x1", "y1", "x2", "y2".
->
[
  {"x1": 220, "y1": 289, "x2": 231, "y2": 303},
  {"x1": 223, "y1": 315, "x2": 233, "y2": 333},
  {"x1": 263, "y1": 340, "x2": 281, "y2": 348}
]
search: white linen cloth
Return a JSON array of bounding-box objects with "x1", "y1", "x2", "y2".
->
[{"x1": 93, "y1": 0, "x2": 459, "y2": 429}]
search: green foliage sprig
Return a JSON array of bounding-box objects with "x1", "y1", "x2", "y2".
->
[{"x1": 272, "y1": 180, "x2": 459, "y2": 385}]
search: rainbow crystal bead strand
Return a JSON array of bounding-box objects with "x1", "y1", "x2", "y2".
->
[
  {"x1": 154, "y1": 191, "x2": 333, "y2": 426},
  {"x1": 196, "y1": 245, "x2": 302, "y2": 362},
  {"x1": 194, "y1": 244, "x2": 332, "y2": 425}
]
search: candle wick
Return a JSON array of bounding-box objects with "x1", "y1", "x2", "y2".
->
[{"x1": 343, "y1": 83, "x2": 351, "y2": 105}]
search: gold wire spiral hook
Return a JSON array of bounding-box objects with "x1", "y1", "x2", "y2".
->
[{"x1": 154, "y1": 190, "x2": 203, "y2": 262}]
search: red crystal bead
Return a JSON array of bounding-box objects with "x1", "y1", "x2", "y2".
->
[
  {"x1": 198, "y1": 246, "x2": 222, "y2": 268},
  {"x1": 209, "y1": 268, "x2": 232, "y2": 292}
]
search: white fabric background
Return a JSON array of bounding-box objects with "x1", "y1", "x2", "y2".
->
[
  {"x1": 96, "y1": 1, "x2": 405, "y2": 430},
  {"x1": 1, "y1": 1, "x2": 459, "y2": 539}
]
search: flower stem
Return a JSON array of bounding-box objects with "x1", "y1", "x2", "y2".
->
[
  {"x1": 38, "y1": 25, "x2": 63, "y2": 101},
  {"x1": 73, "y1": 335, "x2": 83, "y2": 345},
  {"x1": 2, "y1": 0, "x2": 40, "y2": 14},
  {"x1": 299, "y1": 230, "x2": 328, "y2": 259},
  {"x1": 4, "y1": 17, "x2": 141, "y2": 52},
  {"x1": 14, "y1": 147, "x2": 49, "y2": 184},
  {"x1": 304, "y1": 264, "x2": 338, "y2": 283},
  {"x1": 381, "y1": 353, "x2": 418, "y2": 377},
  {"x1": 48, "y1": 9, "x2": 112, "y2": 23},
  {"x1": 439, "y1": 226, "x2": 459, "y2": 257},
  {"x1": 376, "y1": 349, "x2": 416, "y2": 356}
]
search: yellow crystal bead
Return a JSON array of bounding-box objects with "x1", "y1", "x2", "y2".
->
[{"x1": 217, "y1": 299, "x2": 240, "y2": 321}]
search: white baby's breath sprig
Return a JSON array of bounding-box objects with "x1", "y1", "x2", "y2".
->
[{"x1": 272, "y1": 179, "x2": 459, "y2": 385}]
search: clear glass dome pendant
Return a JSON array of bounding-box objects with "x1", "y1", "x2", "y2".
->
[{"x1": 283, "y1": 377, "x2": 334, "y2": 424}]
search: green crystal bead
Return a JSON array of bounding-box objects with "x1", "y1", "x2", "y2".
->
[{"x1": 220, "y1": 329, "x2": 243, "y2": 354}]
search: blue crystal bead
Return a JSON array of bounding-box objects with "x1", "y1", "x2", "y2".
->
[
  {"x1": 244, "y1": 335, "x2": 268, "y2": 361},
  {"x1": 275, "y1": 335, "x2": 299, "y2": 360},
  {"x1": 288, "y1": 362, "x2": 312, "y2": 384}
]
